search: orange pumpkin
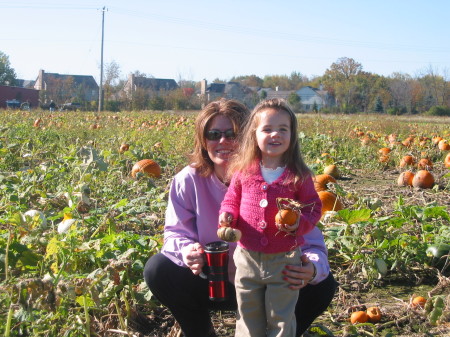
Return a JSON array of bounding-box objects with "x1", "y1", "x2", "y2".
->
[
  {"x1": 432, "y1": 136, "x2": 443, "y2": 145},
  {"x1": 131, "y1": 159, "x2": 161, "y2": 178},
  {"x1": 412, "y1": 296, "x2": 427, "y2": 308},
  {"x1": 438, "y1": 139, "x2": 450, "y2": 151},
  {"x1": 313, "y1": 174, "x2": 337, "y2": 192},
  {"x1": 33, "y1": 118, "x2": 42, "y2": 127},
  {"x1": 445, "y1": 153, "x2": 450, "y2": 168},
  {"x1": 119, "y1": 143, "x2": 130, "y2": 153},
  {"x1": 379, "y1": 155, "x2": 390, "y2": 163},
  {"x1": 378, "y1": 147, "x2": 391, "y2": 156},
  {"x1": 397, "y1": 171, "x2": 415, "y2": 187},
  {"x1": 417, "y1": 158, "x2": 433, "y2": 170},
  {"x1": 323, "y1": 164, "x2": 340, "y2": 179},
  {"x1": 275, "y1": 209, "x2": 298, "y2": 226},
  {"x1": 350, "y1": 311, "x2": 369, "y2": 324},
  {"x1": 318, "y1": 191, "x2": 343, "y2": 215},
  {"x1": 411, "y1": 170, "x2": 434, "y2": 189},
  {"x1": 366, "y1": 306, "x2": 382, "y2": 323},
  {"x1": 399, "y1": 155, "x2": 415, "y2": 168}
]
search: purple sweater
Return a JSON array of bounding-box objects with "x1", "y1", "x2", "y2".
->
[
  {"x1": 161, "y1": 165, "x2": 329, "y2": 284},
  {"x1": 220, "y1": 165, "x2": 322, "y2": 254}
]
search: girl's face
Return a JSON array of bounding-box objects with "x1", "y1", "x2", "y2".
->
[
  {"x1": 206, "y1": 115, "x2": 237, "y2": 175},
  {"x1": 255, "y1": 108, "x2": 291, "y2": 167}
]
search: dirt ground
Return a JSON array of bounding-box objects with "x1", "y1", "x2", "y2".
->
[{"x1": 129, "y1": 167, "x2": 450, "y2": 337}]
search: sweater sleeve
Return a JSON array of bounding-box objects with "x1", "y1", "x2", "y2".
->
[
  {"x1": 219, "y1": 173, "x2": 242, "y2": 227},
  {"x1": 295, "y1": 174, "x2": 322, "y2": 237}
]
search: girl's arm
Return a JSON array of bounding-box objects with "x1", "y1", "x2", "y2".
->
[{"x1": 219, "y1": 173, "x2": 242, "y2": 227}]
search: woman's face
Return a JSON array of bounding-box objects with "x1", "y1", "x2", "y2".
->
[{"x1": 205, "y1": 115, "x2": 237, "y2": 172}]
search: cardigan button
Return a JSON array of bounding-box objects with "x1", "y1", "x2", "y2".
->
[
  {"x1": 260, "y1": 182, "x2": 269, "y2": 191},
  {"x1": 259, "y1": 220, "x2": 267, "y2": 229},
  {"x1": 259, "y1": 199, "x2": 268, "y2": 208},
  {"x1": 260, "y1": 237, "x2": 268, "y2": 246}
]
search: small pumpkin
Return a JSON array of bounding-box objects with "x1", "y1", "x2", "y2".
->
[
  {"x1": 350, "y1": 311, "x2": 369, "y2": 324},
  {"x1": 131, "y1": 159, "x2": 161, "y2": 178},
  {"x1": 317, "y1": 191, "x2": 343, "y2": 216},
  {"x1": 411, "y1": 170, "x2": 435, "y2": 189},
  {"x1": 417, "y1": 158, "x2": 433, "y2": 170},
  {"x1": 366, "y1": 306, "x2": 382, "y2": 323},
  {"x1": 33, "y1": 118, "x2": 42, "y2": 127},
  {"x1": 275, "y1": 209, "x2": 298, "y2": 232},
  {"x1": 412, "y1": 296, "x2": 427, "y2": 308},
  {"x1": 323, "y1": 164, "x2": 340, "y2": 179},
  {"x1": 438, "y1": 139, "x2": 450, "y2": 151},
  {"x1": 378, "y1": 147, "x2": 391, "y2": 156},
  {"x1": 399, "y1": 155, "x2": 415, "y2": 168},
  {"x1": 119, "y1": 143, "x2": 130, "y2": 153},
  {"x1": 397, "y1": 171, "x2": 414, "y2": 187},
  {"x1": 445, "y1": 153, "x2": 450, "y2": 168},
  {"x1": 217, "y1": 227, "x2": 242, "y2": 242},
  {"x1": 313, "y1": 174, "x2": 337, "y2": 192}
]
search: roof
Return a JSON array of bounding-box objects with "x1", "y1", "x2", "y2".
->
[
  {"x1": 15, "y1": 79, "x2": 36, "y2": 88},
  {"x1": 133, "y1": 77, "x2": 178, "y2": 91},
  {"x1": 43, "y1": 73, "x2": 98, "y2": 89}
]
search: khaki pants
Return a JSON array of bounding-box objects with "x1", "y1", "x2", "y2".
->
[{"x1": 234, "y1": 246, "x2": 300, "y2": 337}]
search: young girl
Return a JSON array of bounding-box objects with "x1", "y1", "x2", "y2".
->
[{"x1": 218, "y1": 98, "x2": 322, "y2": 337}]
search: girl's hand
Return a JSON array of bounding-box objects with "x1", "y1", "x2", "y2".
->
[
  {"x1": 181, "y1": 243, "x2": 205, "y2": 275},
  {"x1": 283, "y1": 254, "x2": 316, "y2": 290},
  {"x1": 219, "y1": 212, "x2": 233, "y2": 227}
]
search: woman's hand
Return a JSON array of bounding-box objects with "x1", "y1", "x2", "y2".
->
[
  {"x1": 283, "y1": 254, "x2": 316, "y2": 290},
  {"x1": 181, "y1": 243, "x2": 205, "y2": 275}
]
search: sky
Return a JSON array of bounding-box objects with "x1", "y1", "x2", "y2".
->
[{"x1": 1, "y1": 0, "x2": 450, "y2": 85}]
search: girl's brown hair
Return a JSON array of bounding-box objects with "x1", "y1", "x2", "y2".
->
[
  {"x1": 228, "y1": 98, "x2": 311, "y2": 183},
  {"x1": 190, "y1": 99, "x2": 249, "y2": 177}
]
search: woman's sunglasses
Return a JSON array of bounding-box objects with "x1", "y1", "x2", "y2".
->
[{"x1": 205, "y1": 129, "x2": 236, "y2": 141}]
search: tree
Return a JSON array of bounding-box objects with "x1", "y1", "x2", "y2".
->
[
  {"x1": 374, "y1": 96, "x2": 383, "y2": 113},
  {"x1": 0, "y1": 51, "x2": 17, "y2": 85},
  {"x1": 287, "y1": 92, "x2": 301, "y2": 112},
  {"x1": 323, "y1": 57, "x2": 363, "y2": 112}
]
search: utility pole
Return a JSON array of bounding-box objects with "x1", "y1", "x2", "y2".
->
[{"x1": 98, "y1": 6, "x2": 107, "y2": 113}]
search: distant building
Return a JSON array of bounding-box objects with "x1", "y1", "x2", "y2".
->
[
  {"x1": 0, "y1": 85, "x2": 39, "y2": 109},
  {"x1": 296, "y1": 85, "x2": 335, "y2": 111},
  {"x1": 34, "y1": 69, "x2": 99, "y2": 105},
  {"x1": 200, "y1": 79, "x2": 255, "y2": 106},
  {"x1": 122, "y1": 74, "x2": 178, "y2": 98},
  {"x1": 257, "y1": 87, "x2": 294, "y2": 100}
]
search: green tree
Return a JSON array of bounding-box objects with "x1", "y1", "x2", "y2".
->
[
  {"x1": 288, "y1": 92, "x2": 301, "y2": 112},
  {"x1": 374, "y1": 96, "x2": 383, "y2": 113},
  {"x1": 0, "y1": 51, "x2": 17, "y2": 85}
]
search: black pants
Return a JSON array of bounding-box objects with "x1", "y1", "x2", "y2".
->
[{"x1": 144, "y1": 253, "x2": 338, "y2": 337}]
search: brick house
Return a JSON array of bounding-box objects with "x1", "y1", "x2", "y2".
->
[
  {"x1": 34, "y1": 69, "x2": 99, "y2": 105},
  {"x1": 0, "y1": 85, "x2": 39, "y2": 109}
]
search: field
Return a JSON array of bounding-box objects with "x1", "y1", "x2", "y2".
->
[{"x1": 0, "y1": 110, "x2": 449, "y2": 337}]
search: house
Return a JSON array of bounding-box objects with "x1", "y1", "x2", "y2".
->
[
  {"x1": 0, "y1": 85, "x2": 39, "y2": 109},
  {"x1": 257, "y1": 87, "x2": 294, "y2": 100},
  {"x1": 123, "y1": 74, "x2": 178, "y2": 98},
  {"x1": 296, "y1": 85, "x2": 335, "y2": 111},
  {"x1": 34, "y1": 69, "x2": 99, "y2": 105},
  {"x1": 200, "y1": 79, "x2": 255, "y2": 106}
]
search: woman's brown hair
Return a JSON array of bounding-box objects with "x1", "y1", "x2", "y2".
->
[{"x1": 190, "y1": 99, "x2": 249, "y2": 177}]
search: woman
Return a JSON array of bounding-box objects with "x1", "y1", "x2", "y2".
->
[{"x1": 143, "y1": 98, "x2": 337, "y2": 337}]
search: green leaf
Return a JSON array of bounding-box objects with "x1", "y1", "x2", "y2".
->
[
  {"x1": 76, "y1": 295, "x2": 95, "y2": 308},
  {"x1": 337, "y1": 209, "x2": 371, "y2": 224}
]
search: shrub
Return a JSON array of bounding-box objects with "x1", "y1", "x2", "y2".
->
[{"x1": 425, "y1": 105, "x2": 450, "y2": 116}]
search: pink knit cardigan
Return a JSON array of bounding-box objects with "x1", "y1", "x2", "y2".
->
[{"x1": 219, "y1": 165, "x2": 322, "y2": 254}]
